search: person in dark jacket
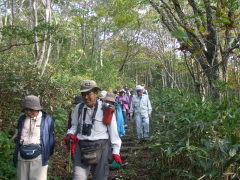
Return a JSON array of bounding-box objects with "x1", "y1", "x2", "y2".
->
[
  {"x1": 13, "y1": 95, "x2": 54, "y2": 180},
  {"x1": 67, "y1": 96, "x2": 84, "y2": 130}
]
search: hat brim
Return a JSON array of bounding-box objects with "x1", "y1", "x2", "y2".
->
[
  {"x1": 136, "y1": 89, "x2": 142, "y2": 91},
  {"x1": 79, "y1": 87, "x2": 102, "y2": 92},
  {"x1": 103, "y1": 97, "x2": 115, "y2": 103},
  {"x1": 21, "y1": 108, "x2": 42, "y2": 112}
]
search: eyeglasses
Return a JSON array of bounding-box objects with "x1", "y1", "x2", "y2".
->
[{"x1": 81, "y1": 91, "x2": 95, "y2": 97}]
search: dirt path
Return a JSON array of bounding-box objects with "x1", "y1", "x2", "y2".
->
[
  {"x1": 49, "y1": 119, "x2": 151, "y2": 180},
  {"x1": 107, "y1": 119, "x2": 138, "y2": 180}
]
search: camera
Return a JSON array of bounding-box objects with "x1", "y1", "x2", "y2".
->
[{"x1": 82, "y1": 123, "x2": 92, "y2": 136}]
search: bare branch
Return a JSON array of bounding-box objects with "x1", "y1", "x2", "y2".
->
[{"x1": 0, "y1": 39, "x2": 47, "y2": 52}]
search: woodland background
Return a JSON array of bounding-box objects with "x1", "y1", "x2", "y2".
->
[{"x1": 0, "y1": 0, "x2": 240, "y2": 179}]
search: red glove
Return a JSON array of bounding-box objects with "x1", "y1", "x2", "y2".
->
[
  {"x1": 65, "y1": 134, "x2": 73, "y2": 145},
  {"x1": 112, "y1": 154, "x2": 122, "y2": 164},
  {"x1": 65, "y1": 134, "x2": 78, "y2": 153}
]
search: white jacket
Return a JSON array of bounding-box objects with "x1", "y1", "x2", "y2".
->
[{"x1": 130, "y1": 94, "x2": 152, "y2": 116}]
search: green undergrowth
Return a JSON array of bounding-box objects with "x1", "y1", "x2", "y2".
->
[{"x1": 142, "y1": 88, "x2": 240, "y2": 179}]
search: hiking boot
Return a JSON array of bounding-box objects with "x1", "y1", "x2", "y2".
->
[{"x1": 137, "y1": 139, "x2": 143, "y2": 144}]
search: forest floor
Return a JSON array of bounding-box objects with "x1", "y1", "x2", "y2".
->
[{"x1": 48, "y1": 119, "x2": 154, "y2": 180}]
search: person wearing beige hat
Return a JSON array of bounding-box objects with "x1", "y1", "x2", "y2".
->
[
  {"x1": 13, "y1": 95, "x2": 55, "y2": 180},
  {"x1": 102, "y1": 92, "x2": 115, "y2": 104},
  {"x1": 103, "y1": 92, "x2": 125, "y2": 137},
  {"x1": 66, "y1": 80, "x2": 122, "y2": 180}
]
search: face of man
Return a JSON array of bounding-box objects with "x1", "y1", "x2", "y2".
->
[
  {"x1": 24, "y1": 109, "x2": 39, "y2": 118},
  {"x1": 136, "y1": 90, "x2": 143, "y2": 97},
  {"x1": 81, "y1": 91, "x2": 98, "y2": 107}
]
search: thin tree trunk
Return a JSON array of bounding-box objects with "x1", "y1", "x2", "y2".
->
[{"x1": 31, "y1": 0, "x2": 39, "y2": 63}]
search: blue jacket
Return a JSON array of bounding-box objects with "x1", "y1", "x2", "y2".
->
[
  {"x1": 116, "y1": 104, "x2": 125, "y2": 137},
  {"x1": 13, "y1": 112, "x2": 55, "y2": 167}
]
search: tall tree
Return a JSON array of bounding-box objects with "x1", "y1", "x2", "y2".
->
[{"x1": 148, "y1": 0, "x2": 240, "y2": 99}]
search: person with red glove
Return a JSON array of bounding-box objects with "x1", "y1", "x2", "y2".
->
[
  {"x1": 111, "y1": 154, "x2": 122, "y2": 168},
  {"x1": 65, "y1": 134, "x2": 78, "y2": 154},
  {"x1": 66, "y1": 80, "x2": 122, "y2": 180},
  {"x1": 66, "y1": 96, "x2": 83, "y2": 157}
]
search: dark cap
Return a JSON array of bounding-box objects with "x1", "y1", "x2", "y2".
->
[{"x1": 73, "y1": 96, "x2": 83, "y2": 104}]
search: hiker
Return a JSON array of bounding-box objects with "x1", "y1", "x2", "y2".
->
[
  {"x1": 66, "y1": 96, "x2": 84, "y2": 159},
  {"x1": 116, "y1": 89, "x2": 130, "y2": 128},
  {"x1": 141, "y1": 84, "x2": 148, "y2": 95},
  {"x1": 130, "y1": 85, "x2": 152, "y2": 143},
  {"x1": 68, "y1": 96, "x2": 84, "y2": 129},
  {"x1": 103, "y1": 92, "x2": 125, "y2": 137},
  {"x1": 129, "y1": 90, "x2": 135, "y2": 118},
  {"x1": 125, "y1": 87, "x2": 130, "y2": 97},
  {"x1": 65, "y1": 80, "x2": 122, "y2": 180},
  {"x1": 113, "y1": 90, "x2": 119, "y2": 100},
  {"x1": 102, "y1": 92, "x2": 116, "y2": 105},
  {"x1": 98, "y1": 90, "x2": 107, "y2": 102},
  {"x1": 129, "y1": 90, "x2": 135, "y2": 106},
  {"x1": 13, "y1": 95, "x2": 55, "y2": 180}
]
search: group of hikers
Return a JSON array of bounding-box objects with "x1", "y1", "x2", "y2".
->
[{"x1": 13, "y1": 80, "x2": 152, "y2": 180}]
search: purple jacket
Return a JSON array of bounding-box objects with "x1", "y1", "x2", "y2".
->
[{"x1": 116, "y1": 95, "x2": 129, "y2": 111}]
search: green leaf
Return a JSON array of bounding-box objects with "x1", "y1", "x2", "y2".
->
[
  {"x1": 198, "y1": 25, "x2": 206, "y2": 31},
  {"x1": 171, "y1": 29, "x2": 188, "y2": 40},
  {"x1": 213, "y1": 16, "x2": 231, "y2": 25},
  {"x1": 201, "y1": 138, "x2": 210, "y2": 150},
  {"x1": 223, "y1": 156, "x2": 236, "y2": 171}
]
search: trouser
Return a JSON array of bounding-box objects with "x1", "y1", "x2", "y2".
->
[
  {"x1": 122, "y1": 111, "x2": 127, "y2": 124},
  {"x1": 73, "y1": 139, "x2": 110, "y2": 180},
  {"x1": 17, "y1": 159, "x2": 48, "y2": 180},
  {"x1": 135, "y1": 114, "x2": 150, "y2": 139}
]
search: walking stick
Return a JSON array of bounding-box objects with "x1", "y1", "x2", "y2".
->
[{"x1": 68, "y1": 138, "x2": 72, "y2": 180}]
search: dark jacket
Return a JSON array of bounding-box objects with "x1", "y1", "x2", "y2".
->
[{"x1": 13, "y1": 112, "x2": 55, "y2": 167}]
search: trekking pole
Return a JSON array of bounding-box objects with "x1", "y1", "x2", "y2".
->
[{"x1": 68, "y1": 138, "x2": 73, "y2": 180}]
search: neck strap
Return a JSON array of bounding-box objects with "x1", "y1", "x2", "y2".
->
[{"x1": 82, "y1": 101, "x2": 98, "y2": 124}]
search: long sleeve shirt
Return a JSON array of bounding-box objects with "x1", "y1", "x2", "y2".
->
[
  {"x1": 130, "y1": 94, "x2": 152, "y2": 116},
  {"x1": 20, "y1": 111, "x2": 42, "y2": 145},
  {"x1": 67, "y1": 101, "x2": 121, "y2": 155}
]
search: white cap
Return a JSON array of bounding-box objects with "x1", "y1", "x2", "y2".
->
[
  {"x1": 136, "y1": 85, "x2": 142, "y2": 91},
  {"x1": 98, "y1": 90, "x2": 107, "y2": 99}
]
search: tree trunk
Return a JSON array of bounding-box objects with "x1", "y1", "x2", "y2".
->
[
  {"x1": 31, "y1": 0, "x2": 39, "y2": 63},
  {"x1": 148, "y1": 0, "x2": 239, "y2": 99}
]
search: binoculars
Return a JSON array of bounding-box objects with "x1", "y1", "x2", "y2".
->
[{"x1": 82, "y1": 123, "x2": 92, "y2": 136}]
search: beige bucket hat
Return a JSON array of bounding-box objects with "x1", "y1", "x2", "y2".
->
[{"x1": 103, "y1": 92, "x2": 116, "y2": 103}]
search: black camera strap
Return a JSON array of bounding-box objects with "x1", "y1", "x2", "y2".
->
[{"x1": 82, "y1": 108, "x2": 88, "y2": 124}]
